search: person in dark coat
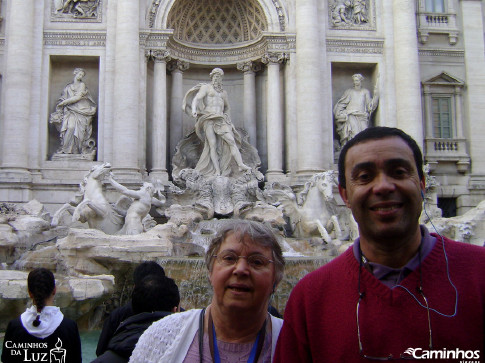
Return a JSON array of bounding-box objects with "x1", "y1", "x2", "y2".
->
[
  {"x1": 91, "y1": 274, "x2": 180, "y2": 362},
  {"x1": 95, "y1": 261, "x2": 165, "y2": 356},
  {"x1": 1, "y1": 268, "x2": 82, "y2": 363}
]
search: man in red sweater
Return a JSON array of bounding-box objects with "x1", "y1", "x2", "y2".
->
[{"x1": 274, "y1": 127, "x2": 484, "y2": 362}]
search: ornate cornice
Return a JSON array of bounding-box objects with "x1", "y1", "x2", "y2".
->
[
  {"x1": 140, "y1": 30, "x2": 173, "y2": 48},
  {"x1": 326, "y1": 38, "x2": 383, "y2": 54},
  {"x1": 43, "y1": 32, "x2": 106, "y2": 47},
  {"x1": 418, "y1": 48, "x2": 465, "y2": 59},
  {"x1": 163, "y1": 33, "x2": 293, "y2": 65}
]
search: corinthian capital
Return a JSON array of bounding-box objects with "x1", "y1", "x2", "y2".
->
[
  {"x1": 167, "y1": 59, "x2": 190, "y2": 72},
  {"x1": 237, "y1": 61, "x2": 262, "y2": 73},
  {"x1": 261, "y1": 52, "x2": 289, "y2": 65},
  {"x1": 152, "y1": 50, "x2": 171, "y2": 63}
]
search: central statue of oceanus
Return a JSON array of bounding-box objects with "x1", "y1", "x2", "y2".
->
[{"x1": 180, "y1": 68, "x2": 255, "y2": 178}]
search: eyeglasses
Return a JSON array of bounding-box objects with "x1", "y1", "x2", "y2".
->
[{"x1": 213, "y1": 251, "x2": 274, "y2": 270}]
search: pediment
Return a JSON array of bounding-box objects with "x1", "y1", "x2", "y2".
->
[{"x1": 423, "y1": 72, "x2": 464, "y2": 86}]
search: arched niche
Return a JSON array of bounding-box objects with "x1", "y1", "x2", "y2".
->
[{"x1": 149, "y1": 0, "x2": 285, "y2": 34}]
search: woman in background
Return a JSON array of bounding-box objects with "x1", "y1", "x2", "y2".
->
[{"x1": 1, "y1": 268, "x2": 82, "y2": 363}]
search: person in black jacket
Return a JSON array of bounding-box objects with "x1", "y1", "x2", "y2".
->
[
  {"x1": 95, "y1": 261, "x2": 165, "y2": 356},
  {"x1": 92, "y1": 274, "x2": 180, "y2": 362},
  {"x1": 1, "y1": 268, "x2": 82, "y2": 363}
]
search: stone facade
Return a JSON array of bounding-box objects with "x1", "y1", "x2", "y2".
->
[{"x1": 0, "y1": 0, "x2": 485, "y2": 216}]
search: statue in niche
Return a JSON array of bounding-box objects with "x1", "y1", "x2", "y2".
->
[
  {"x1": 108, "y1": 174, "x2": 165, "y2": 235},
  {"x1": 333, "y1": 73, "x2": 379, "y2": 147},
  {"x1": 54, "y1": 0, "x2": 100, "y2": 18},
  {"x1": 182, "y1": 68, "x2": 252, "y2": 177},
  {"x1": 49, "y1": 68, "x2": 97, "y2": 160},
  {"x1": 330, "y1": 0, "x2": 369, "y2": 27}
]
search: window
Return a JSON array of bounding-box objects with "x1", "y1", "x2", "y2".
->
[
  {"x1": 425, "y1": 0, "x2": 445, "y2": 13},
  {"x1": 432, "y1": 96, "x2": 452, "y2": 138},
  {"x1": 438, "y1": 197, "x2": 456, "y2": 218}
]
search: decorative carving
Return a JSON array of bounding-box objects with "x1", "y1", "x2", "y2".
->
[
  {"x1": 166, "y1": 0, "x2": 267, "y2": 45},
  {"x1": 167, "y1": 59, "x2": 190, "y2": 72},
  {"x1": 271, "y1": 0, "x2": 286, "y2": 31},
  {"x1": 236, "y1": 61, "x2": 262, "y2": 73},
  {"x1": 329, "y1": 0, "x2": 375, "y2": 30},
  {"x1": 52, "y1": 0, "x2": 102, "y2": 22},
  {"x1": 327, "y1": 39, "x2": 383, "y2": 54},
  {"x1": 333, "y1": 73, "x2": 379, "y2": 147},
  {"x1": 146, "y1": 49, "x2": 172, "y2": 63},
  {"x1": 49, "y1": 68, "x2": 97, "y2": 160},
  {"x1": 44, "y1": 32, "x2": 106, "y2": 47},
  {"x1": 261, "y1": 52, "x2": 289, "y2": 65}
]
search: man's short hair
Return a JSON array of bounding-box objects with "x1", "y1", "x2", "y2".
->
[
  {"x1": 133, "y1": 261, "x2": 165, "y2": 286},
  {"x1": 338, "y1": 126, "x2": 424, "y2": 189},
  {"x1": 131, "y1": 275, "x2": 180, "y2": 314}
]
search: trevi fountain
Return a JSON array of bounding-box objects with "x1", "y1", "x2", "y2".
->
[{"x1": 1, "y1": 68, "x2": 484, "y2": 335}]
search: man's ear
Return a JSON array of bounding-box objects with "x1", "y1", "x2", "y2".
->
[{"x1": 338, "y1": 184, "x2": 351, "y2": 208}]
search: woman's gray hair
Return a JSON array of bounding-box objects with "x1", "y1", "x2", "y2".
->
[{"x1": 205, "y1": 219, "x2": 285, "y2": 285}]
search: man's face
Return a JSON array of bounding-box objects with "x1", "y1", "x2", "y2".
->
[
  {"x1": 338, "y1": 137, "x2": 425, "y2": 244},
  {"x1": 353, "y1": 76, "x2": 361, "y2": 87}
]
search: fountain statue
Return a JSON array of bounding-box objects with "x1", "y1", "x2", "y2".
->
[
  {"x1": 333, "y1": 73, "x2": 379, "y2": 147},
  {"x1": 49, "y1": 68, "x2": 97, "y2": 161}
]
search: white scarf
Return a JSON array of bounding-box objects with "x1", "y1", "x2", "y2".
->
[{"x1": 20, "y1": 305, "x2": 64, "y2": 339}]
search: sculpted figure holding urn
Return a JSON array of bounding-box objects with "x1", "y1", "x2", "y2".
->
[
  {"x1": 333, "y1": 73, "x2": 379, "y2": 147},
  {"x1": 182, "y1": 68, "x2": 251, "y2": 177}
]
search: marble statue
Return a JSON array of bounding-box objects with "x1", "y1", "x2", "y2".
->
[
  {"x1": 333, "y1": 73, "x2": 379, "y2": 146},
  {"x1": 182, "y1": 68, "x2": 251, "y2": 177},
  {"x1": 51, "y1": 163, "x2": 124, "y2": 234},
  {"x1": 265, "y1": 171, "x2": 343, "y2": 245},
  {"x1": 108, "y1": 175, "x2": 165, "y2": 235},
  {"x1": 54, "y1": 0, "x2": 100, "y2": 18},
  {"x1": 330, "y1": 0, "x2": 369, "y2": 27},
  {"x1": 331, "y1": 4, "x2": 350, "y2": 26},
  {"x1": 49, "y1": 68, "x2": 97, "y2": 160}
]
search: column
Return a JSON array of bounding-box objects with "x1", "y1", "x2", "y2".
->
[
  {"x1": 112, "y1": 0, "x2": 140, "y2": 179},
  {"x1": 262, "y1": 53, "x2": 286, "y2": 182},
  {"x1": 423, "y1": 85, "x2": 433, "y2": 138},
  {"x1": 295, "y1": 0, "x2": 325, "y2": 178},
  {"x1": 0, "y1": 0, "x2": 35, "y2": 179},
  {"x1": 460, "y1": 0, "x2": 485, "y2": 175},
  {"x1": 150, "y1": 50, "x2": 171, "y2": 183},
  {"x1": 168, "y1": 60, "x2": 189, "y2": 158},
  {"x1": 393, "y1": 0, "x2": 423, "y2": 145},
  {"x1": 236, "y1": 61, "x2": 260, "y2": 148},
  {"x1": 454, "y1": 86, "x2": 463, "y2": 138}
]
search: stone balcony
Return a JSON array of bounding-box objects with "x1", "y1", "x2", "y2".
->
[
  {"x1": 417, "y1": 12, "x2": 459, "y2": 45},
  {"x1": 425, "y1": 138, "x2": 470, "y2": 173}
]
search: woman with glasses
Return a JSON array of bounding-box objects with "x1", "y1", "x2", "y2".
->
[{"x1": 129, "y1": 219, "x2": 285, "y2": 363}]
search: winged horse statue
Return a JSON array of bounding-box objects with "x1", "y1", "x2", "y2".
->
[{"x1": 265, "y1": 171, "x2": 343, "y2": 245}]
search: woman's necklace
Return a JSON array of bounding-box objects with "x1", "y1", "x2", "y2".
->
[{"x1": 207, "y1": 310, "x2": 267, "y2": 363}]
